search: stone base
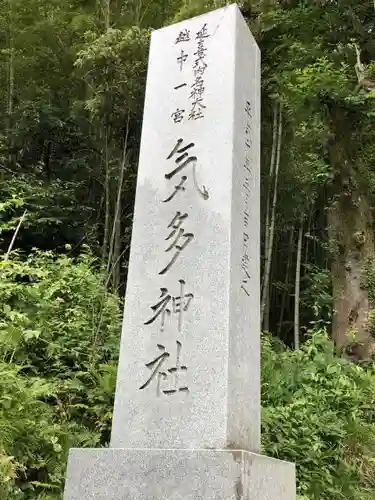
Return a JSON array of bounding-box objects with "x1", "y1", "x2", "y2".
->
[{"x1": 63, "y1": 448, "x2": 295, "y2": 499}]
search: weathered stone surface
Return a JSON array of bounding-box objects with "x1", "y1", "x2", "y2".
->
[
  {"x1": 63, "y1": 5, "x2": 296, "y2": 499},
  {"x1": 63, "y1": 448, "x2": 295, "y2": 500},
  {"x1": 110, "y1": 3, "x2": 261, "y2": 453}
]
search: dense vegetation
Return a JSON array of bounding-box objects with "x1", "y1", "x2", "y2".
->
[{"x1": 1, "y1": 0, "x2": 375, "y2": 498}]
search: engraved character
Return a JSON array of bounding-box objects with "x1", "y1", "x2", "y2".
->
[
  {"x1": 144, "y1": 280, "x2": 194, "y2": 332},
  {"x1": 194, "y1": 41, "x2": 207, "y2": 60},
  {"x1": 188, "y1": 99, "x2": 206, "y2": 121},
  {"x1": 193, "y1": 58, "x2": 208, "y2": 73},
  {"x1": 190, "y1": 77, "x2": 205, "y2": 101},
  {"x1": 162, "y1": 175, "x2": 187, "y2": 203},
  {"x1": 174, "y1": 83, "x2": 187, "y2": 90},
  {"x1": 193, "y1": 65, "x2": 206, "y2": 78},
  {"x1": 177, "y1": 49, "x2": 188, "y2": 71},
  {"x1": 172, "y1": 279, "x2": 193, "y2": 332},
  {"x1": 163, "y1": 138, "x2": 209, "y2": 201},
  {"x1": 144, "y1": 287, "x2": 171, "y2": 331},
  {"x1": 162, "y1": 341, "x2": 189, "y2": 395},
  {"x1": 196, "y1": 23, "x2": 209, "y2": 40},
  {"x1": 140, "y1": 341, "x2": 188, "y2": 396},
  {"x1": 244, "y1": 208, "x2": 249, "y2": 227},
  {"x1": 241, "y1": 248, "x2": 250, "y2": 296},
  {"x1": 245, "y1": 100, "x2": 252, "y2": 118},
  {"x1": 165, "y1": 139, "x2": 197, "y2": 179},
  {"x1": 171, "y1": 108, "x2": 185, "y2": 123},
  {"x1": 159, "y1": 211, "x2": 194, "y2": 275},
  {"x1": 139, "y1": 343, "x2": 170, "y2": 395},
  {"x1": 175, "y1": 29, "x2": 190, "y2": 44},
  {"x1": 241, "y1": 269, "x2": 251, "y2": 297}
]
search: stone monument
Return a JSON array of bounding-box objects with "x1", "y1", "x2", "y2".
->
[{"x1": 63, "y1": 4, "x2": 296, "y2": 498}]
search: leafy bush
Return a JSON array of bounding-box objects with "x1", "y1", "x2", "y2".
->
[
  {"x1": 364, "y1": 263, "x2": 375, "y2": 339},
  {"x1": 300, "y1": 264, "x2": 332, "y2": 324},
  {"x1": 2, "y1": 251, "x2": 375, "y2": 499},
  {"x1": 262, "y1": 330, "x2": 375, "y2": 500},
  {"x1": 0, "y1": 250, "x2": 121, "y2": 498}
]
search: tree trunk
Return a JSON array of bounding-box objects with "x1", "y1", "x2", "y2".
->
[
  {"x1": 7, "y1": 0, "x2": 15, "y2": 169},
  {"x1": 263, "y1": 291, "x2": 270, "y2": 332},
  {"x1": 305, "y1": 209, "x2": 312, "y2": 266},
  {"x1": 278, "y1": 227, "x2": 294, "y2": 336},
  {"x1": 294, "y1": 215, "x2": 303, "y2": 350},
  {"x1": 328, "y1": 111, "x2": 375, "y2": 360},
  {"x1": 109, "y1": 151, "x2": 126, "y2": 291},
  {"x1": 4, "y1": 210, "x2": 27, "y2": 260},
  {"x1": 102, "y1": 126, "x2": 111, "y2": 267},
  {"x1": 262, "y1": 101, "x2": 278, "y2": 332},
  {"x1": 98, "y1": 0, "x2": 110, "y2": 29},
  {"x1": 261, "y1": 101, "x2": 283, "y2": 326},
  {"x1": 100, "y1": 0, "x2": 111, "y2": 268},
  {"x1": 104, "y1": 0, "x2": 110, "y2": 29},
  {"x1": 107, "y1": 121, "x2": 129, "y2": 291},
  {"x1": 262, "y1": 101, "x2": 278, "y2": 292},
  {"x1": 112, "y1": 206, "x2": 121, "y2": 291}
]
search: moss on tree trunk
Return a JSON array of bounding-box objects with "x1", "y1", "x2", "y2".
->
[{"x1": 328, "y1": 113, "x2": 375, "y2": 360}]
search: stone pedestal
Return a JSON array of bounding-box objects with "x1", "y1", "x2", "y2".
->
[{"x1": 64, "y1": 448, "x2": 295, "y2": 500}]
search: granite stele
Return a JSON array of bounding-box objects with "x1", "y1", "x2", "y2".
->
[{"x1": 63, "y1": 4, "x2": 296, "y2": 499}]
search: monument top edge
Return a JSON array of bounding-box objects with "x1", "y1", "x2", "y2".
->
[{"x1": 151, "y1": 3, "x2": 242, "y2": 34}]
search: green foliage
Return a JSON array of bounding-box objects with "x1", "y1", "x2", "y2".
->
[
  {"x1": 2, "y1": 251, "x2": 375, "y2": 499},
  {"x1": 0, "y1": 250, "x2": 121, "y2": 498},
  {"x1": 363, "y1": 264, "x2": 375, "y2": 339},
  {"x1": 0, "y1": 249, "x2": 120, "y2": 372},
  {"x1": 262, "y1": 330, "x2": 375, "y2": 500},
  {"x1": 74, "y1": 26, "x2": 149, "y2": 126},
  {"x1": 300, "y1": 265, "x2": 332, "y2": 323}
]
